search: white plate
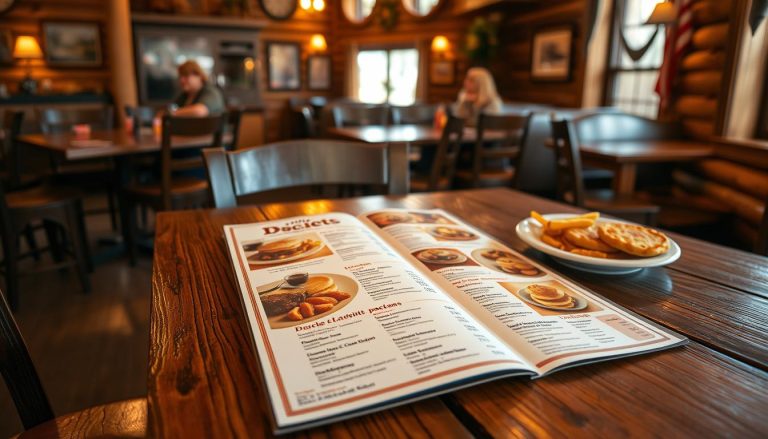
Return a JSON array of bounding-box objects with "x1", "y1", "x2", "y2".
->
[
  {"x1": 415, "y1": 249, "x2": 468, "y2": 265},
  {"x1": 518, "y1": 288, "x2": 588, "y2": 312},
  {"x1": 515, "y1": 214, "x2": 681, "y2": 275}
]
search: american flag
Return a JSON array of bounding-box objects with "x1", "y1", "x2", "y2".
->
[{"x1": 655, "y1": 0, "x2": 694, "y2": 110}]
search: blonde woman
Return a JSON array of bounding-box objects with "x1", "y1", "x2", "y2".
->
[{"x1": 454, "y1": 67, "x2": 502, "y2": 125}]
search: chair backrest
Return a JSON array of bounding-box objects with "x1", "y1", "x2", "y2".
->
[
  {"x1": 757, "y1": 195, "x2": 768, "y2": 256},
  {"x1": 473, "y1": 112, "x2": 532, "y2": 188},
  {"x1": 2, "y1": 111, "x2": 24, "y2": 188},
  {"x1": 332, "y1": 104, "x2": 390, "y2": 127},
  {"x1": 124, "y1": 105, "x2": 156, "y2": 128},
  {"x1": 0, "y1": 288, "x2": 54, "y2": 430},
  {"x1": 203, "y1": 140, "x2": 408, "y2": 208},
  {"x1": 38, "y1": 106, "x2": 115, "y2": 134},
  {"x1": 159, "y1": 114, "x2": 226, "y2": 209},
  {"x1": 550, "y1": 117, "x2": 586, "y2": 206},
  {"x1": 427, "y1": 114, "x2": 466, "y2": 191},
  {"x1": 391, "y1": 104, "x2": 437, "y2": 126},
  {"x1": 571, "y1": 112, "x2": 681, "y2": 144},
  {"x1": 226, "y1": 107, "x2": 243, "y2": 149}
]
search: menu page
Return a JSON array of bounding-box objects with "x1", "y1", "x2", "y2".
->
[
  {"x1": 224, "y1": 213, "x2": 531, "y2": 429},
  {"x1": 360, "y1": 209, "x2": 686, "y2": 375}
]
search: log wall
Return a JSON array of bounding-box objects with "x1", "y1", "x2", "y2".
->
[{"x1": 0, "y1": 0, "x2": 111, "y2": 94}]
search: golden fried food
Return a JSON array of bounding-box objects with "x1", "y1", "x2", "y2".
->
[
  {"x1": 316, "y1": 291, "x2": 351, "y2": 301},
  {"x1": 597, "y1": 223, "x2": 670, "y2": 257},
  {"x1": 481, "y1": 249, "x2": 512, "y2": 260},
  {"x1": 299, "y1": 302, "x2": 315, "y2": 318},
  {"x1": 541, "y1": 233, "x2": 566, "y2": 250},
  {"x1": 286, "y1": 307, "x2": 303, "y2": 321},
  {"x1": 570, "y1": 248, "x2": 609, "y2": 259},
  {"x1": 313, "y1": 303, "x2": 334, "y2": 313},
  {"x1": 548, "y1": 217, "x2": 596, "y2": 231},
  {"x1": 526, "y1": 284, "x2": 564, "y2": 301},
  {"x1": 563, "y1": 226, "x2": 618, "y2": 253},
  {"x1": 305, "y1": 296, "x2": 338, "y2": 305}
]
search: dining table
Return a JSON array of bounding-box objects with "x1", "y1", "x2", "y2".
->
[
  {"x1": 149, "y1": 188, "x2": 767, "y2": 437},
  {"x1": 578, "y1": 139, "x2": 716, "y2": 195}
]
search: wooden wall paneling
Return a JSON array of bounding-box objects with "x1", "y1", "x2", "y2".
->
[
  {"x1": 681, "y1": 50, "x2": 726, "y2": 71},
  {"x1": 691, "y1": 0, "x2": 733, "y2": 26},
  {"x1": 0, "y1": 0, "x2": 110, "y2": 94},
  {"x1": 680, "y1": 71, "x2": 722, "y2": 95},
  {"x1": 691, "y1": 23, "x2": 730, "y2": 50},
  {"x1": 676, "y1": 95, "x2": 719, "y2": 118}
]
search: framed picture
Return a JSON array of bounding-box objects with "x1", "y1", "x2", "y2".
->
[
  {"x1": 0, "y1": 30, "x2": 12, "y2": 65},
  {"x1": 42, "y1": 22, "x2": 102, "y2": 67},
  {"x1": 530, "y1": 26, "x2": 573, "y2": 82},
  {"x1": 307, "y1": 55, "x2": 331, "y2": 91},
  {"x1": 266, "y1": 41, "x2": 301, "y2": 91},
  {"x1": 430, "y1": 60, "x2": 455, "y2": 85}
]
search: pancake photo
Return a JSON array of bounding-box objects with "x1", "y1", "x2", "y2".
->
[
  {"x1": 413, "y1": 248, "x2": 479, "y2": 271},
  {"x1": 256, "y1": 273, "x2": 359, "y2": 329},
  {"x1": 429, "y1": 226, "x2": 478, "y2": 241},
  {"x1": 499, "y1": 280, "x2": 601, "y2": 315},
  {"x1": 244, "y1": 233, "x2": 331, "y2": 269},
  {"x1": 472, "y1": 248, "x2": 544, "y2": 277}
]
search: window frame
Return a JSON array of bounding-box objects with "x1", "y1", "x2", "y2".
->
[{"x1": 602, "y1": 0, "x2": 664, "y2": 118}]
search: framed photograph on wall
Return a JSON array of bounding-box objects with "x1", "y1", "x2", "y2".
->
[
  {"x1": 42, "y1": 22, "x2": 102, "y2": 67},
  {"x1": 266, "y1": 41, "x2": 301, "y2": 91},
  {"x1": 0, "y1": 30, "x2": 12, "y2": 65},
  {"x1": 430, "y1": 60, "x2": 455, "y2": 85},
  {"x1": 530, "y1": 26, "x2": 573, "y2": 82},
  {"x1": 307, "y1": 55, "x2": 331, "y2": 90}
]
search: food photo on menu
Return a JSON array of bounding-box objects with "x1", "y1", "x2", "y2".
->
[{"x1": 222, "y1": 209, "x2": 687, "y2": 433}]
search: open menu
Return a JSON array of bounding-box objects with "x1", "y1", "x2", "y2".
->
[{"x1": 223, "y1": 209, "x2": 687, "y2": 434}]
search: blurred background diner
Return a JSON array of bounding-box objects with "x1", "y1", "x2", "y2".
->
[{"x1": 0, "y1": 0, "x2": 767, "y2": 436}]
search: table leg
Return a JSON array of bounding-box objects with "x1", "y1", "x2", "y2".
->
[{"x1": 613, "y1": 164, "x2": 637, "y2": 196}]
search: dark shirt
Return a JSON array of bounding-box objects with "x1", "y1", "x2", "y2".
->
[{"x1": 174, "y1": 83, "x2": 225, "y2": 114}]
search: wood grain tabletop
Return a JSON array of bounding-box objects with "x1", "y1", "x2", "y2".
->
[
  {"x1": 151, "y1": 188, "x2": 768, "y2": 438},
  {"x1": 579, "y1": 140, "x2": 715, "y2": 163}
]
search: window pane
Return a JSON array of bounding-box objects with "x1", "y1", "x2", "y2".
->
[
  {"x1": 388, "y1": 49, "x2": 419, "y2": 105},
  {"x1": 357, "y1": 50, "x2": 388, "y2": 104}
]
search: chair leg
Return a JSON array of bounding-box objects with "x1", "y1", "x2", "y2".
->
[
  {"x1": 3, "y1": 230, "x2": 21, "y2": 310},
  {"x1": 121, "y1": 199, "x2": 138, "y2": 267},
  {"x1": 107, "y1": 187, "x2": 119, "y2": 232},
  {"x1": 23, "y1": 225, "x2": 41, "y2": 262},
  {"x1": 74, "y1": 200, "x2": 94, "y2": 273},
  {"x1": 43, "y1": 220, "x2": 65, "y2": 263},
  {"x1": 64, "y1": 204, "x2": 91, "y2": 294}
]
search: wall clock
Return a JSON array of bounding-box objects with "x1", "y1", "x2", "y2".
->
[
  {"x1": 259, "y1": 0, "x2": 298, "y2": 20},
  {"x1": 0, "y1": 0, "x2": 17, "y2": 15}
]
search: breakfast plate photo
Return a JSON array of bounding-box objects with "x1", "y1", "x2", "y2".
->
[
  {"x1": 428, "y1": 226, "x2": 478, "y2": 241},
  {"x1": 471, "y1": 248, "x2": 545, "y2": 277},
  {"x1": 515, "y1": 214, "x2": 681, "y2": 275},
  {"x1": 245, "y1": 234, "x2": 326, "y2": 266},
  {"x1": 517, "y1": 287, "x2": 588, "y2": 312},
  {"x1": 414, "y1": 248, "x2": 468, "y2": 265}
]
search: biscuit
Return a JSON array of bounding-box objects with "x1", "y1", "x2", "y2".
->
[
  {"x1": 597, "y1": 223, "x2": 669, "y2": 257},
  {"x1": 527, "y1": 284, "x2": 565, "y2": 301},
  {"x1": 563, "y1": 225, "x2": 618, "y2": 253}
]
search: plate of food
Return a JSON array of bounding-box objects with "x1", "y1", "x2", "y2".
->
[
  {"x1": 517, "y1": 284, "x2": 587, "y2": 312},
  {"x1": 246, "y1": 236, "x2": 325, "y2": 265},
  {"x1": 414, "y1": 248, "x2": 468, "y2": 265},
  {"x1": 257, "y1": 273, "x2": 358, "y2": 329},
  {"x1": 368, "y1": 212, "x2": 414, "y2": 227},
  {"x1": 515, "y1": 211, "x2": 681, "y2": 275},
  {"x1": 472, "y1": 248, "x2": 544, "y2": 277},
  {"x1": 429, "y1": 226, "x2": 478, "y2": 241}
]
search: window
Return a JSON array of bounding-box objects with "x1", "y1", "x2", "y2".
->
[
  {"x1": 605, "y1": 0, "x2": 665, "y2": 118},
  {"x1": 356, "y1": 48, "x2": 419, "y2": 105}
]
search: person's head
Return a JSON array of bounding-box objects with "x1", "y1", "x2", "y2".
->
[
  {"x1": 177, "y1": 60, "x2": 207, "y2": 94},
  {"x1": 462, "y1": 67, "x2": 500, "y2": 108}
]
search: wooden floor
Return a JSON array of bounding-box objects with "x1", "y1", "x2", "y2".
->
[{"x1": 0, "y1": 199, "x2": 151, "y2": 437}]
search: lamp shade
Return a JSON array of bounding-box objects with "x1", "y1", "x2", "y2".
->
[
  {"x1": 646, "y1": 2, "x2": 677, "y2": 25},
  {"x1": 431, "y1": 35, "x2": 449, "y2": 52},
  {"x1": 309, "y1": 34, "x2": 327, "y2": 52},
  {"x1": 13, "y1": 36, "x2": 43, "y2": 59}
]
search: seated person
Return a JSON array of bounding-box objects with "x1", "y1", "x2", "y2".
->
[
  {"x1": 453, "y1": 67, "x2": 502, "y2": 126},
  {"x1": 172, "y1": 60, "x2": 224, "y2": 117}
]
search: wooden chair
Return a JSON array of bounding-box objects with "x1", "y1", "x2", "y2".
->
[
  {"x1": 332, "y1": 104, "x2": 390, "y2": 127},
  {"x1": 122, "y1": 114, "x2": 226, "y2": 264},
  {"x1": 288, "y1": 102, "x2": 316, "y2": 139},
  {"x1": 37, "y1": 107, "x2": 119, "y2": 230},
  {"x1": 455, "y1": 112, "x2": 532, "y2": 189},
  {"x1": 391, "y1": 104, "x2": 437, "y2": 125},
  {"x1": 550, "y1": 118, "x2": 659, "y2": 226},
  {"x1": 0, "y1": 179, "x2": 92, "y2": 310},
  {"x1": 2, "y1": 111, "x2": 42, "y2": 190},
  {"x1": 0, "y1": 290, "x2": 146, "y2": 437},
  {"x1": 203, "y1": 140, "x2": 408, "y2": 208},
  {"x1": 757, "y1": 195, "x2": 768, "y2": 256},
  {"x1": 410, "y1": 114, "x2": 466, "y2": 192},
  {"x1": 226, "y1": 107, "x2": 243, "y2": 149}
]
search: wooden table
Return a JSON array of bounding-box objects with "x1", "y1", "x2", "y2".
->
[
  {"x1": 579, "y1": 139, "x2": 716, "y2": 195},
  {"x1": 17, "y1": 129, "x2": 227, "y2": 160},
  {"x1": 150, "y1": 188, "x2": 767, "y2": 437}
]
